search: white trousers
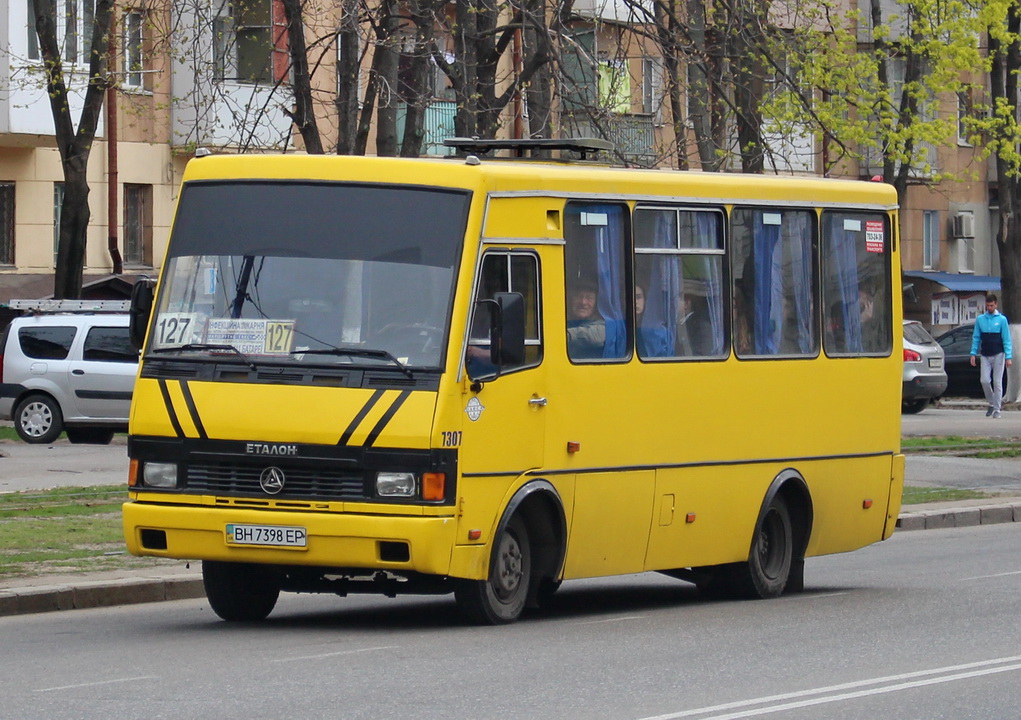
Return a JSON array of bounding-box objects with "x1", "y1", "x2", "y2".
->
[{"x1": 979, "y1": 353, "x2": 1007, "y2": 412}]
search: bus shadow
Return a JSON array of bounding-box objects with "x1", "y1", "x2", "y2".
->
[{"x1": 190, "y1": 579, "x2": 868, "y2": 633}]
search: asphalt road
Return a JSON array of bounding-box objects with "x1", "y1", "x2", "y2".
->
[{"x1": 1, "y1": 522, "x2": 1018, "y2": 719}]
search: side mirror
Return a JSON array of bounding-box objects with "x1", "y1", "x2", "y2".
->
[
  {"x1": 129, "y1": 277, "x2": 156, "y2": 351},
  {"x1": 466, "y1": 292, "x2": 526, "y2": 382},
  {"x1": 493, "y1": 292, "x2": 526, "y2": 365}
]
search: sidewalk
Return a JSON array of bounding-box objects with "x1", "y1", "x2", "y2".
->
[{"x1": 2, "y1": 497, "x2": 1020, "y2": 618}]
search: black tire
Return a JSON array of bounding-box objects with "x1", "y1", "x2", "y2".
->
[
  {"x1": 730, "y1": 495, "x2": 793, "y2": 599},
  {"x1": 14, "y1": 394, "x2": 64, "y2": 444},
  {"x1": 66, "y1": 427, "x2": 115, "y2": 444},
  {"x1": 455, "y1": 516, "x2": 531, "y2": 624},
  {"x1": 901, "y1": 398, "x2": 928, "y2": 414},
  {"x1": 202, "y1": 561, "x2": 281, "y2": 622}
]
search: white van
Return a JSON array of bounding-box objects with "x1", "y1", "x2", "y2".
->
[{"x1": 0, "y1": 313, "x2": 138, "y2": 443}]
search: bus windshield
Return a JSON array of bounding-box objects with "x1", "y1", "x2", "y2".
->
[{"x1": 148, "y1": 181, "x2": 470, "y2": 369}]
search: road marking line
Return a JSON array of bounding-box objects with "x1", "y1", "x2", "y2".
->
[
  {"x1": 273, "y1": 645, "x2": 397, "y2": 663},
  {"x1": 636, "y1": 655, "x2": 1021, "y2": 720},
  {"x1": 35, "y1": 676, "x2": 157, "y2": 693},
  {"x1": 574, "y1": 615, "x2": 644, "y2": 626},
  {"x1": 787, "y1": 592, "x2": 850, "y2": 600},
  {"x1": 959, "y1": 570, "x2": 1021, "y2": 581}
]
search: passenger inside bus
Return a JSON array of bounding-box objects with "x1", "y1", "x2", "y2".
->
[
  {"x1": 635, "y1": 284, "x2": 649, "y2": 357},
  {"x1": 566, "y1": 281, "x2": 606, "y2": 359}
]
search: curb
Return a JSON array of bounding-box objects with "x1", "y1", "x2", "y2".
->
[
  {"x1": 895, "y1": 501, "x2": 1021, "y2": 531},
  {"x1": 0, "y1": 574, "x2": 203, "y2": 617},
  {"x1": 2, "y1": 503, "x2": 1020, "y2": 618}
]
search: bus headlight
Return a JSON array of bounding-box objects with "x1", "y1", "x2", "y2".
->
[
  {"x1": 376, "y1": 472, "x2": 416, "y2": 497},
  {"x1": 143, "y1": 462, "x2": 179, "y2": 488}
]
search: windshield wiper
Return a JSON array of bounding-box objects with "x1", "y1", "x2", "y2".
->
[
  {"x1": 292, "y1": 347, "x2": 413, "y2": 378},
  {"x1": 152, "y1": 343, "x2": 258, "y2": 371}
]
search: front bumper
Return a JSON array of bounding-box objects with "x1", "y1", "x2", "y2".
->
[{"x1": 123, "y1": 500, "x2": 460, "y2": 576}]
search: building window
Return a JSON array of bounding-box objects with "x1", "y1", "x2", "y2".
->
[
  {"x1": 124, "y1": 184, "x2": 153, "y2": 266},
  {"x1": 598, "y1": 58, "x2": 631, "y2": 114},
  {"x1": 957, "y1": 90, "x2": 973, "y2": 147},
  {"x1": 214, "y1": 0, "x2": 287, "y2": 83},
  {"x1": 0, "y1": 183, "x2": 14, "y2": 265},
  {"x1": 923, "y1": 210, "x2": 939, "y2": 270},
  {"x1": 122, "y1": 10, "x2": 145, "y2": 89},
  {"x1": 642, "y1": 57, "x2": 663, "y2": 125},
  {"x1": 28, "y1": 0, "x2": 95, "y2": 64},
  {"x1": 27, "y1": 0, "x2": 39, "y2": 59},
  {"x1": 53, "y1": 183, "x2": 64, "y2": 268}
]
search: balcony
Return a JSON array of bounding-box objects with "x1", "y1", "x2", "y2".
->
[
  {"x1": 396, "y1": 101, "x2": 457, "y2": 156},
  {"x1": 563, "y1": 113, "x2": 657, "y2": 167}
]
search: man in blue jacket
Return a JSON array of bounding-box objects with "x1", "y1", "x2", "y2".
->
[{"x1": 970, "y1": 293, "x2": 1013, "y2": 418}]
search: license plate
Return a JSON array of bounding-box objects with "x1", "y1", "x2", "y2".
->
[
  {"x1": 226, "y1": 523, "x2": 307, "y2": 548},
  {"x1": 928, "y1": 358, "x2": 943, "y2": 369}
]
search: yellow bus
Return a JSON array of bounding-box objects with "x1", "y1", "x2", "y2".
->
[{"x1": 123, "y1": 140, "x2": 904, "y2": 624}]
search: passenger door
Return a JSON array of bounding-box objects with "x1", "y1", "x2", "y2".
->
[
  {"x1": 458, "y1": 250, "x2": 547, "y2": 477},
  {"x1": 67, "y1": 325, "x2": 138, "y2": 420}
]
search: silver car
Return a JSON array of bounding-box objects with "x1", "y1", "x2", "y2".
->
[
  {"x1": 0, "y1": 313, "x2": 138, "y2": 443},
  {"x1": 902, "y1": 319, "x2": 947, "y2": 414}
]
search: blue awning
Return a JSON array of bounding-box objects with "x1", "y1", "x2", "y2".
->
[{"x1": 902, "y1": 271, "x2": 1000, "y2": 293}]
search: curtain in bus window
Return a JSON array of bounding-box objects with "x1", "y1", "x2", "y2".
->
[
  {"x1": 750, "y1": 211, "x2": 814, "y2": 356},
  {"x1": 831, "y1": 224, "x2": 863, "y2": 353},
  {"x1": 786, "y1": 213, "x2": 814, "y2": 354},
  {"x1": 564, "y1": 203, "x2": 627, "y2": 361},
  {"x1": 594, "y1": 205, "x2": 627, "y2": 358},
  {"x1": 752, "y1": 214, "x2": 782, "y2": 354},
  {"x1": 695, "y1": 212, "x2": 725, "y2": 355},
  {"x1": 640, "y1": 212, "x2": 679, "y2": 357}
]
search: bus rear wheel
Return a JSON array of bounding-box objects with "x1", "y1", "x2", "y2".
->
[
  {"x1": 202, "y1": 561, "x2": 280, "y2": 622},
  {"x1": 455, "y1": 516, "x2": 531, "y2": 624}
]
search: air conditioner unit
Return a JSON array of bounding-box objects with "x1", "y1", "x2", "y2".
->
[
  {"x1": 957, "y1": 237, "x2": 975, "y2": 273},
  {"x1": 952, "y1": 212, "x2": 975, "y2": 238}
]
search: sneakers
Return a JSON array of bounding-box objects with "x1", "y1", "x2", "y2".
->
[
  {"x1": 994, "y1": 411, "x2": 1002, "y2": 419},
  {"x1": 986, "y1": 406, "x2": 995, "y2": 417}
]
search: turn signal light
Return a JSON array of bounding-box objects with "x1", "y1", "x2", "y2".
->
[
  {"x1": 422, "y1": 472, "x2": 446, "y2": 501},
  {"x1": 863, "y1": 499, "x2": 874, "y2": 509},
  {"x1": 128, "y1": 458, "x2": 139, "y2": 487}
]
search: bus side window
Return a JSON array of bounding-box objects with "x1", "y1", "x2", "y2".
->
[
  {"x1": 732, "y1": 208, "x2": 817, "y2": 358},
  {"x1": 467, "y1": 252, "x2": 543, "y2": 378},
  {"x1": 564, "y1": 203, "x2": 629, "y2": 362},
  {"x1": 821, "y1": 212, "x2": 891, "y2": 356},
  {"x1": 634, "y1": 206, "x2": 726, "y2": 359}
]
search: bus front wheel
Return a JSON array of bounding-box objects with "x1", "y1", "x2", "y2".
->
[
  {"x1": 202, "y1": 561, "x2": 280, "y2": 622},
  {"x1": 455, "y1": 516, "x2": 531, "y2": 624}
]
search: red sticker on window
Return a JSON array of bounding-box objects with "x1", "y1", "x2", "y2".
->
[{"x1": 865, "y1": 220, "x2": 885, "y2": 253}]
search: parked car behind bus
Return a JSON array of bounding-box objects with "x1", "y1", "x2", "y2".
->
[
  {"x1": 902, "y1": 319, "x2": 947, "y2": 414},
  {"x1": 0, "y1": 313, "x2": 138, "y2": 443}
]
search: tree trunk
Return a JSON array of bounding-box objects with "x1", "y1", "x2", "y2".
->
[
  {"x1": 336, "y1": 0, "x2": 361, "y2": 154},
  {"x1": 374, "y1": 0, "x2": 400, "y2": 156},
  {"x1": 281, "y1": 0, "x2": 323, "y2": 154},
  {"x1": 34, "y1": 0, "x2": 113, "y2": 299}
]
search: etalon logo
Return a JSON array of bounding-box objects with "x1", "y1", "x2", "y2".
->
[
  {"x1": 465, "y1": 397, "x2": 485, "y2": 422},
  {"x1": 259, "y1": 466, "x2": 286, "y2": 494}
]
